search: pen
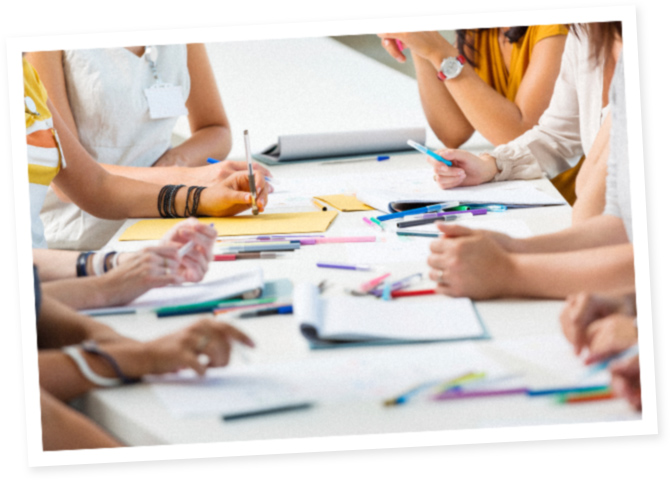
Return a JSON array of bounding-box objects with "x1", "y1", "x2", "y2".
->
[
  {"x1": 359, "y1": 272, "x2": 392, "y2": 293},
  {"x1": 396, "y1": 231, "x2": 439, "y2": 238},
  {"x1": 369, "y1": 272, "x2": 422, "y2": 296},
  {"x1": 384, "y1": 380, "x2": 438, "y2": 407},
  {"x1": 207, "y1": 158, "x2": 276, "y2": 185},
  {"x1": 558, "y1": 390, "x2": 615, "y2": 404},
  {"x1": 222, "y1": 402, "x2": 313, "y2": 421},
  {"x1": 370, "y1": 217, "x2": 385, "y2": 230},
  {"x1": 400, "y1": 208, "x2": 487, "y2": 222},
  {"x1": 390, "y1": 289, "x2": 436, "y2": 298},
  {"x1": 396, "y1": 216, "x2": 457, "y2": 229},
  {"x1": 434, "y1": 387, "x2": 529, "y2": 401},
  {"x1": 433, "y1": 371, "x2": 486, "y2": 394},
  {"x1": 243, "y1": 130, "x2": 259, "y2": 215},
  {"x1": 321, "y1": 155, "x2": 390, "y2": 165},
  {"x1": 376, "y1": 201, "x2": 460, "y2": 222},
  {"x1": 526, "y1": 385, "x2": 610, "y2": 397},
  {"x1": 381, "y1": 278, "x2": 392, "y2": 301},
  {"x1": 214, "y1": 252, "x2": 284, "y2": 261},
  {"x1": 585, "y1": 344, "x2": 639, "y2": 376},
  {"x1": 156, "y1": 297, "x2": 277, "y2": 318},
  {"x1": 362, "y1": 217, "x2": 376, "y2": 229},
  {"x1": 312, "y1": 198, "x2": 328, "y2": 211},
  {"x1": 218, "y1": 244, "x2": 300, "y2": 253},
  {"x1": 317, "y1": 262, "x2": 373, "y2": 271},
  {"x1": 314, "y1": 236, "x2": 376, "y2": 244},
  {"x1": 177, "y1": 240, "x2": 195, "y2": 260},
  {"x1": 237, "y1": 305, "x2": 293, "y2": 318},
  {"x1": 407, "y1": 140, "x2": 453, "y2": 166}
]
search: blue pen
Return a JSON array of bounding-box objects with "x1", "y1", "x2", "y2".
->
[
  {"x1": 407, "y1": 140, "x2": 453, "y2": 166},
  {"x1": 377, "y1": 201, "x2": 460, "y2": 222}
]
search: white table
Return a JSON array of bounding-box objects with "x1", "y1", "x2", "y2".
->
[{"x1": 87, "y1": 152, "x2": 639, "y2": 447}]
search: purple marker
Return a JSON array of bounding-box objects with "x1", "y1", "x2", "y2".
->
[
  {"x1": 370, "y1": 272, "x2": 422, "y2": 296},
  {"x1": 402, "y1": 208, "x2": 488, "y2": 222},
  {"x1": 317, "y1": 262, "x2": 372, "y2": 271},
  {"x1": 434, "y1": 388, "x2": 528, "y2": 401}
]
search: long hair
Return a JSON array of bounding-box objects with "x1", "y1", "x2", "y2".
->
[
  {"x1": 569, "y1": 22, "x2": 622, "y2": 64},
  {"x1": 456, "y1": 27, "x2": 529, "y2": 67}
]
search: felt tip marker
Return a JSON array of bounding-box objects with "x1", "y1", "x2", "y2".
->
[
  {"x1": 222, "y1": 402, "x2": 313, "y2": 421},
  {"x1": 316, "y1": 262, "x2": 372, "y2": 271},
  {"x1": 177, "y1": 240, "x2": 195, "y2": 260},
  {"x1": 376, "y1": 201, "x2": 460, "y2": 222},
  {"x1": 407, "y1": 140, "x2": 453, "y2": 166}
]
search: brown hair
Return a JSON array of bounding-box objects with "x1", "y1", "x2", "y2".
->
[
  {"x1": 456, "y1": 27, "x2": 529, "y2": 67},
  {"x1": 569, "y1": 22, "x2": 622, "y2": 63}
]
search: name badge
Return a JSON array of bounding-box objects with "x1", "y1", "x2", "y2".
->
[{"x1": 144, "y1": 84, "x2": 188, "y2": 119}]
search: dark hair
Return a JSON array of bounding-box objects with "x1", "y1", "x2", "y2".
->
[
  {"x1": 569, "y1": 22, "x2": 622, "y2": 63},
  {"x1": 456, "y1": 27, "x2": 529, "y2": 67}
]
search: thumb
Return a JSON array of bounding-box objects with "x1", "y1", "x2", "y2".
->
[
  {"x1": 436, "y1": 223, "x2": 474, "y2": 237},
  {"x1": 224, "y1": 189, "x2": 253, "y2": 206}
]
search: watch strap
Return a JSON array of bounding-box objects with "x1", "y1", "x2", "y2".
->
[{"x1": 437, "y1": 55, "x2": 466, "y2": 81}]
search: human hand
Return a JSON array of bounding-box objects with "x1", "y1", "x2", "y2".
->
[
  {"x1": 427, "y1": 223, "x2": 518, "y2": 299},
  {"x1": 144, "y1": 318, "x2": 255, "y2": 376},
  {"x1": 160, "y1": 217, "x2": 217, "y2": 282},
  {"x1": 378, "y1": 31, "x2": 455, "y2": 67},
  {"x1": 191, "y1": 161, "x2": 274, "y2": 192},
  {"x1": 560, "y1": 292, "x2": 636, "y2": 355},
  {"x1": 198, "y1": 170, "x2": 269, "y2": 217},
  {"x1": 428, "y1": 150, "x2": 499, "y2": 189},
  {"x1": 610, "y1": 354, "x2": 641, "y2": 411},
  {"x1": 583, "y1": 313, "x2": 638, "y2": 364}
]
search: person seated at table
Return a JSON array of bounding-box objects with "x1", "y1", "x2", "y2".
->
[
  {"x1": 412, "y1": 22, "x2": 621, "y2": 209},
  {"x1": 26, "y1": 44, "x2": 272, "y2": 251},
  {"x1": 38, "y1": 217, "x2": 217, "y2": 311},
  {"x1": 426, "y1": 51, "x2": 631, "y2": 300},
  {"x1": 24, "y1": 55, "x2": 268, "y2": 305},
  {"x1": 559, "y1": 291, "x2": 640, "y2": 410},
  {"x1": 33, "y1": 267, "x2": 254, "y2": 450}
]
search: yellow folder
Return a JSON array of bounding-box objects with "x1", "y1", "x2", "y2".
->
[
  {"x1": 119, "y1": 211, "x2": 339, "y2": 241},
  {"x1": 313, "y1": 194, "x2": 374, "y2": 212}
]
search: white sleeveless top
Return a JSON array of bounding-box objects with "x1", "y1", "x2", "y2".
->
[{"x1": 40, "y1": 45, "x2": 190, "y2": 250}]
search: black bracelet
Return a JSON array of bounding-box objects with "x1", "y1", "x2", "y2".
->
[
  {"x1": 80, "y1": 340, "x2": 142, "y2": 385},
  {"x1": 76, "y1": 251, "x2": 94, "y2": 277},
  {"x1": 191, "y1": 186, "x2": 207, "y2": 217},
  {"x1": 184, "y1": 186, "x2": 198, "y2": 217},
  {"x1": 103, "y1": 251, "x2": 117, "y2": 273},
  {"x1": 168, "y1": 184, "x2": 186, "y2": 218},
  {"x1": 157, "y1": 185, "x2": 171, "y2": 218}
]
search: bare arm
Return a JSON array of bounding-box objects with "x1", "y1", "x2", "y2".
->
[
  {"x1": 153, "y1": 43, "x2": 232, "y2": 167},
  {"x1": 380, "y1": 32, "x2": 566, "y2": 147}
]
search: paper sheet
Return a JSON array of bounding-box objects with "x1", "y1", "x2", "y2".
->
[
  {"x1": 149, "y1": 342, "x2": 508, "y2": 417},
  {"x1": 314, "y1": 194, "x2": 374, "y2": 211},
  {"x1": 80, "y1": 268, "x2": 264, "y2": 315},
  {"x1": 118, "y1": 211, "x2": 338, "y2": 241}
]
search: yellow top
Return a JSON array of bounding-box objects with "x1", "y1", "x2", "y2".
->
[
  {"x1": 24, "y1": 57, "x2": 63, "y2": 186},
  {"x1": 470, "y1": 24, "x2": 569, "y2": 102}
]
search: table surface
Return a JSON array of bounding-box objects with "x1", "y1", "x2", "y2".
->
[{"x1": 82, "y1": 37, "x2": 640, "y2": 447}]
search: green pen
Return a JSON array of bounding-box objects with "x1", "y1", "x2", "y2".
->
[
  {"x1": 370, "y1": 217, "x2": 385, "y2": 230},
  {"x1": 155, "y1": 297, "x2": 276, "y2": 318}
]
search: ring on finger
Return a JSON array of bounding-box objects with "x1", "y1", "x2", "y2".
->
[{"x1": 196, "y1": 335, "x2": 210, "y2": 352}]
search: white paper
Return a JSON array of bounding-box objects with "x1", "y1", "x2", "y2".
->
[
  {"x1": 80, "y1": 267, "x2": 263, "y2": 315},
  {"x1": 149, "y1": 342, "x2": 507, "y2": 418}
]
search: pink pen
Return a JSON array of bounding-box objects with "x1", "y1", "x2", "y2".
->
[
  {"x1": 396, "y1": 39, "x2": 405, "y2": 51},
  {"x1": 362, "y1": 217, "x2": 375, "y2": 229},
  {"x1": 359, "y1": 273, "x2": 392, "y2": 293},
  {"x1": 315, "y1": 236, "x2": 376, "y2": 244}
]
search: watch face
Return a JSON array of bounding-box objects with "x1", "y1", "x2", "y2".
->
[{"x1": 443, "y1": 57, "x2": 461, "y2": 77}]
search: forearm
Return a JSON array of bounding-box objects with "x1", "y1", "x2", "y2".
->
[
  {"x1": 511, "y1": 215, "x2": 629, "y2": 253},
  {"x1": 155, "y1": 125, "x2": 232, "y2": 167},
  {"x1": 42, "y1": 276, "x2": 110, "y2": 311},
  {"x1": 39, "y1": 343, "x2": 150, "y2": 401},
  {"x1": 33, "y1": 249, "x2": 78, "y2": 281},
  {"x1": 509, "y1": 243, "x2": 635, "y2": 299},
  {"x1": 413, "y1": 53, "x2": 473, "y2": 148}
]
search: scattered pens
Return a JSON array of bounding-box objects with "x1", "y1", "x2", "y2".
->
[
  {"x1": 359, "y1": 272, "x2": 391, "y2": 293},
  {"x1": 236, "y1": 305, "x2": 293, "y2": 319},
  {"x1": 214, "y1": 252, "x2": 285, "y2": 261},
  {"x1": 314, "y1": 236, "x2": 376, "y2": 244},
  {"x1": 396, "y1": 216, "x2": 457, "y2": 229},
  {"x1": 381, "y1": 278, "x2": 392, "y2": 301},
  {"x1": 377, "y1": 201, "x2": 460, "y2": 222},
  {"x1": 557, "y1": 389, "x2": 615, "y2": 404},
  {"x1": 317, "y1": 262, "x2": 372, "y2": 271},
  {"x1": 369, "y1": 272, "x2": 422, "y2": 297}
]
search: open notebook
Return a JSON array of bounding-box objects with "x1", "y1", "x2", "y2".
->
[
  {"x1": 356, "y1": 180, "x2": 566, "y2": 213},
  {"x1": 253, "y1": 127, "x2": 425, "y2": 165},
  {"x1": 294, "y1": 283, "x2": 488, "y2": 349}
]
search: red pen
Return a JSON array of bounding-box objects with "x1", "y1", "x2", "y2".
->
[{"x1": 390, "y1": 289, "x2": 436, "y2": 298}]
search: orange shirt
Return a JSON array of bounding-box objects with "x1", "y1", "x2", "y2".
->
[{"x1": 470, "y1": 24, "x2": 569, "y2": 102}]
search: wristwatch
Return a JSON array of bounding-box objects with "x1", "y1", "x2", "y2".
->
[{"x1": 437, "y1": 55, "x2": 466, "y2": 81}]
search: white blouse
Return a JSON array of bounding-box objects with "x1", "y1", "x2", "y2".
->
[
  {"x1": 40, "y1": 45, "x2": 190, "y2": 250},
  {"x1": 491, "y1": 31, "x2": 610, "y2": 181}
]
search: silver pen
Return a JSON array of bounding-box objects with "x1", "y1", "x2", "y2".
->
[{"x1": 244, "y1": 129, "x2": 259, "y2": 215}]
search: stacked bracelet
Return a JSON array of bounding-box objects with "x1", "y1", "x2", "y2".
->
[
  {"x1": 158, "y1": 184, "x2": 206, "y2": 218},
  {"x1": 103, "y1": 251, "x2": 117, "y2": 273},
  {"x1": 76, "y1": 251, "x2": 94, "y2": 277}
]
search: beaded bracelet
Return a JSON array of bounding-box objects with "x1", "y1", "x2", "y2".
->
[
  {"x1": 76, "y1": 251, "x2": 94, "y2": 277},
  {"x1": 158, "y1": 184, "x2": 205, "y2": 218}
]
